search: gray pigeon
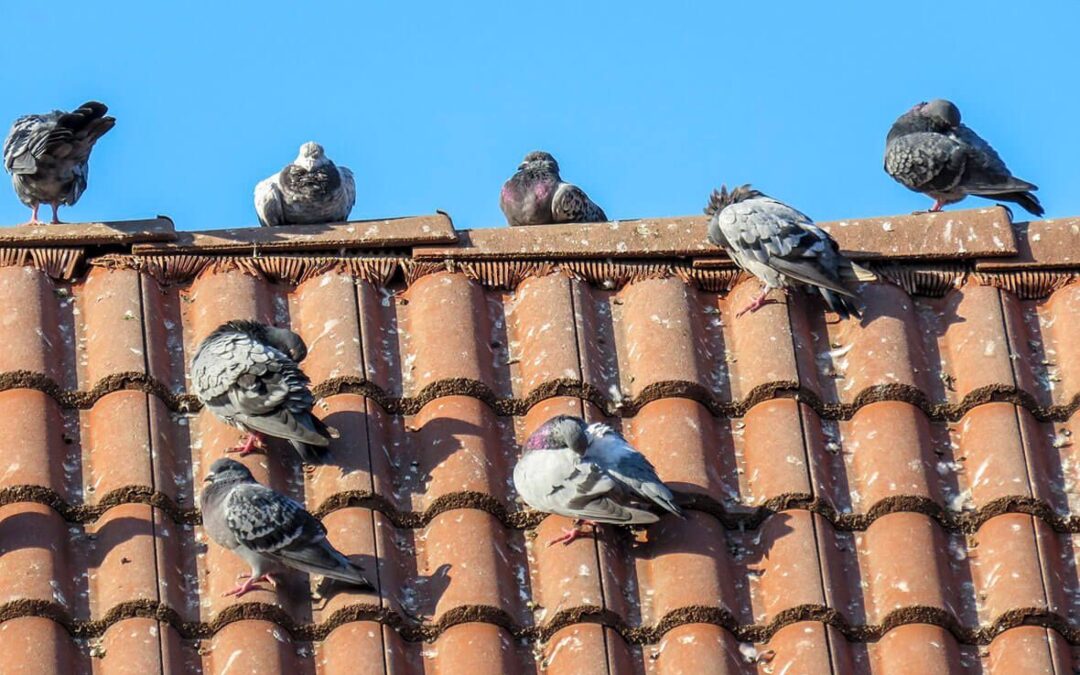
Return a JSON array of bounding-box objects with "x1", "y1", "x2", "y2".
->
[
  {"x1": 513, "y1": 415, "x2": 681, "y2": 546},
  {"x1": 190, "y1": 320, "x2": 336, "y2": 464},
  {"x1": 884, "y1": 99, "x2": 1043, "y2": 216},
  {"x1": 705, "y1": 184, "x2": 876, "y2": 319},
  {"x1": 254, "y1": 142, "x2": 356, "y2": 227},
  {"x1": 499, "y1": 151, "x2": 607, "y2": 226},
  {"x1": 3, "y1": 101, "x2": 115, "y2": 224},
  {"x1": 200, "y1": 458, "x2": 370, "y2": 597}
]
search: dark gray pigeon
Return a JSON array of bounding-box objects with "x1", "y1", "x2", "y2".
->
[
  {"x1": 705, "y1": 184, "x2": 876, "y2": 319},
  {"x1": 190, "y1": 320, "x2": 336, "y2": 464},
  {"x1": 499, "y1": 151, "x2": 607, "y2": 226},
  {"x1": 884, "y1": 99, "x2": 1042, "y2": 216},
  {"x1": 255, "y1": 142, "x2": 356, "y2": 227},
  {"x1": 513, "y1": 415, "x2": 681, "y2": 546},
  {"x1": 200, "y1": 458, "x2": 370, "y2": 597},
  {"x1": 3, "y1": 101, "x2": 115, "y2": 224}
]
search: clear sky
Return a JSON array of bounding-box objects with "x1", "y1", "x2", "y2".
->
[{"x1": 0, "y1": 1, "x2": 1075, "y2": 231}]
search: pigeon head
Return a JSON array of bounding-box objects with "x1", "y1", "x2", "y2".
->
[
  {"x1": 518, "y1": 151, "x2": 560, "y2": 175},
  {"x1": 219, "y1": 320, "x2": 308, "y2": 362},
  {"x1": 704, "y1": 184, "x2": 766, "y2": 215},
  {"x1": 203, "y1": 458, "x2": 255, "y2": 485},
  {"x1": 525, "y1": 415, "x2": 589, "y2": 454},
  {"x1": 294, "y1": 142, "x2": 329, "y2": 170},
  {"x1": 920, "y1": 99, "x2": 961, "y2": 128}
]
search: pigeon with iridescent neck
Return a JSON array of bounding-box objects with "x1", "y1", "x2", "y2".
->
[
  {"x1": 500, "y1": 151, "x2": 607, "y2": 226},
  {"x1": 513, "y1": 415, "x2": 681, "y2": 546}
]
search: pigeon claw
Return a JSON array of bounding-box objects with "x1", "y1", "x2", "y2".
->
[
  {"x1": 227, "y1": 433, "x2": 266, "y2": 456},
  {"x1": 735, "y1": 287, "x2": 773, "y2": 317},
  {"x1": 223, "y1": 577, "x2": 268, "y2": 598},
  {"x1": 546, "y1": 520, "x2": 599, "y2": 547}
]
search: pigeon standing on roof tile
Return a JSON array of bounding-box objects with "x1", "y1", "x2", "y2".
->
[
  {"x1": 201, "y1": 458, "x2": 371, "y2": 597},
  {"x1": 884, "y1": 99, "x2": 1043, "y2": 216},
  {"x1": 513, "y1": 415, "x2": 682, "y2": 546},
  {"x1": 705, "y1": 184, "x2": 876, "y2": 319},
  {"x1": 2, "y1": 101, "x2": 115, "y2": 224},
  {"x1": 254, "y1": 142, "x2": 355, "y2": 227},
  {"x1": 500, "y1": 151, "x2": 607, "y2": 226},
  {"x1": 190, "y1": 320, "x2": 336, "y2": 464}
]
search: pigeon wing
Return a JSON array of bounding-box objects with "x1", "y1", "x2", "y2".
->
[
  {"x1": 953, "y1": 125, "x2": 1038, "y2": 195},
  {"x1": 584, "y1": 424, "x2": 682, "y2": 516},
  {"x1": 725, "y1": 199, "x2": 856, "y2": 297},
  {"x1": 884, "y1": 132, "x2": 967, "y2": 193},
  {"x1": 551, "y1": 182, "x2": 607, "y2": 223},
  {"x1": 254, "y1": 175, "x2": 286, "y2": 227}
]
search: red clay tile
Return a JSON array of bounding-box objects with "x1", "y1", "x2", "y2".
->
[
  {"x1": 506, "y1": 273, "x2": 582, "y2": 400},
  {"x1": 843, "y1": 401, "x2": 941, "y2": 510},
  {"x1": 85, "y1": 504, "x2": 160, "y2": 616},
  {"x1": 725, "y1": 278, "x2": 800, "y2": 402},
  {"x1": 0, "y1": 266, "x2": 72, "y2": 384},
  {"x1": 977, "y1": 217, "x2": 1080, "y2": 270},
  {"x1": 735, "y1": 510, "x2": 826, "y2": 624},
  {"x1": 762, "y1": 621, "x2": 833, "y2": 675},
  {"x1": 858, "y1": 513, "x2": 959, "y2": 624},
  {"x1": 96, "y1": 618, "x2": 165, "y2": 675},
  {"x1": 82, "y1": 392, "x2": 154, "y2": 503},
  {"x1": 0, "y1": 391, "x2": 72, "y2": 496},
  {"x1": 985, "y1": 626, "x2": 1071, "y2": 674},
  {"x1": 643, "y1": 624, "x2": 745, "y2": 674},
  {"x1": 0, "y1": 504, "x2": 77, "y2": 612},
  {"x1": 738, "y1": 400, "x2": 812, "y2": 506},
  {"x1": 0, "y1": 617, "x2": 79, "y2": 674},
  {"x1": 427, "y1": 624, "x2": 532, "y2": 674},
  {"x1": 290, "y1": 271, "x2": 366, "y2": 383},
  {"x1": 198, "y1": 620, "x2": 304, "y2": 673},
  {"x1": 76, "y1": 266, "x2": 147, "y2": 385},
  {"x1": 538, "y1": 624, "x2": 611, "y2": 674},
  {"x1": 870, "y1": 624, "x2": 970, "y2": 674},
  {"x1": 934, "y1": 284, "x2": 1017, "y2": 405},
  {"x1": 955, "y1": 403, "x2": 1032, "y2": 509},
  {"x1": 317, "y1": 622, "x2": 386, "y2": 675},
  {"x1": 971, "y1": 515, "x2": 1047, "y2": 622}
]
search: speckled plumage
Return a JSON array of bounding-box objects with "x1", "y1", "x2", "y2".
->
[
  {"x1": 2, "y1": 101, "x2": 114, "y2": 223},
  {"x1": 201, "y1": 459, "x2": 369, "y2": 595},
  {"x1": 255, "y1": 142, "x2": 355, "y2": 227},
  {"x1": 500, "y1": 151, "x2": 607, "y2": 226},
  {"x1": 190, "y1": 320, "x2": 334, "y2": 463},
  {"x1": 513, "y1": 415, "x2": 681, "y2": 524},
  {"x1": 884, "y1": 99, "x2": 1043, "y2": 216},
  {"x1": 705, "y1": 185, "x2": 876, "y2": 320}
]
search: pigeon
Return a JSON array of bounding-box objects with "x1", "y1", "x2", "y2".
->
[
  {"x1": 705, "y1": 184, "x2": 876, "y2": 319},
  {"x1": 513, "y1": 415, "x2": 682, "y2": 546},
  {"x1": 500, "y1": 151, "x2": 607, "y2": 226},
  {"x1": 254, "y1": 142, "x2": 355, "y2": 227},
  {"x1": 200, "y1": 458, "x2": 370, "y2": 597},
  {"x1": 190, "y1": 320, "x2": 336, "y2": 464},
  {"x1": 3, "y1": 101, "x2": 115, "y2": 224},
  {"x1": 884, "y1": 99, "x2": 1043, "y2": 216}
]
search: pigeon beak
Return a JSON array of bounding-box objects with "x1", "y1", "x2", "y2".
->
[
  {"x1": 203, "y1": 473, "x2": 214, "y2": 483},
  {"x1": 518, "y1": 162, "x2": 527, "y2": 170}
]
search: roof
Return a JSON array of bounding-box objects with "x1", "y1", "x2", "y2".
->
[{"x1": 0, "y1": 206, "x2": 1078, "y2": 674}]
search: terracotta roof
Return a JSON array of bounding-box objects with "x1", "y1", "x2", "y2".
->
[{"x1": 0, "y1": 207, "x2": 1078, "y2": 673}]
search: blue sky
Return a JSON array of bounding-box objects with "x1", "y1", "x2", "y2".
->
[{"x1": 0, "y1": 1, "x2": 1075, "y2": 231}]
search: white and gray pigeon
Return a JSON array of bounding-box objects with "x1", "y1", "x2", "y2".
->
[
  {"x1": 2, "y1": 101, "x2": 115, "y2": 224},
  {"x1": 705, "y1": 184, "x2": 876, "y2": 320},
  {"x1": 254, "y1": 142, "x2": 356, "y2": 227},
  {"x1": 884, "y1": 99, "x2": 1043, "y2": 216},
  {"x1": 513, "y1": 415, "x2": 682, "y2": 546},
  {"x1": 201, "y1": 458, "x2": 370, "y2": 597},
  {"x1": 499, "y1": 151, "x2": 607, "y2": 226},
  {"x1": 190, "y1": 320, "x2": 336, "y2": 464}
]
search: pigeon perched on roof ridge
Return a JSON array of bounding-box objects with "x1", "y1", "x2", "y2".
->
[
  {"x1": 499, "y1": 150, "x2": 607, "y2": 226},
  {"x1": 705, "y1": 184, "x2": 876, "y2": 320},
  {"x1": 3, "y1": 100, "x2": 115, "y2": 224},
  {"x1": 190, "y1": 320, "x2": 335, "y2": 464},
  {"x1": 513, "y1": 414, "x2": 681, "y2": 546},
  {"x1": 200, "y1": 458, "x2": 370, "y2": 597},
  {"x1": 255, "y1": 142, "x2": 356, "y2": 227},
  {"x1": 884, "y1": 99, "x2": 1043, "y2": 216}
]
